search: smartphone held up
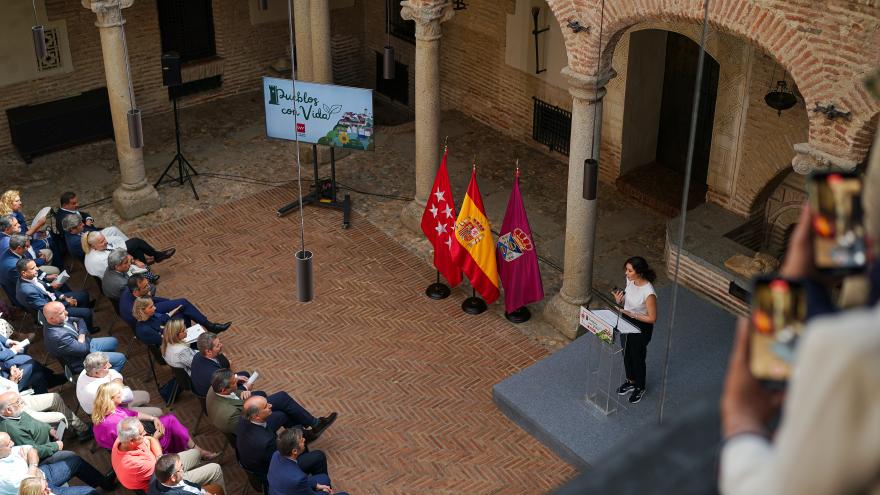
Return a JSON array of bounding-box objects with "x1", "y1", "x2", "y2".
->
[{"x1": 749, "y1": 277, "x2": 807, "y2": 386}]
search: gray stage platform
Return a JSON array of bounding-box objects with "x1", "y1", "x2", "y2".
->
[{"x1": 493, "y1": 286, "x2": 736, "y2": 470}]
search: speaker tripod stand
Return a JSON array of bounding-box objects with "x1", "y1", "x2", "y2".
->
[
  {"x1": 155, "y1": 92, "x2": 199, "y2": 200},
  {"x1": 276, "y1": 144, "x2": 351, "y2": 229}
]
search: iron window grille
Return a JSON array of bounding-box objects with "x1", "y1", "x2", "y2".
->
[
  {"x1": 532, "y1": 97, "x2": 571, "y2": 155},
  {"x1": 386, "y1": 0, "x2": 415, "y2": 43}
]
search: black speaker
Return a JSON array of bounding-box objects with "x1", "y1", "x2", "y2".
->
[{"x1": 161, "y1": 52, "x2": 181, "y2": 87}]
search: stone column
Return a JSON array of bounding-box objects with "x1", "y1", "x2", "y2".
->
[
  {"x1": 543, "y1": 66, "x2": 616, "y2": 339},
  {"x1": 293, "y1": 0, "x2": 313, "y2": 81},
  {"x1": 82, "y1": 0, "x2": 159, "y2": 219},
  {"x1": 310, "y1": 0, "x2": 332, "y2": 84},
  {"x1": 399, "y1": 1, "x2": 454, "y2": 233}
]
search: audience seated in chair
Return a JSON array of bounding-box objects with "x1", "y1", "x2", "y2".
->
[
  {"x1": 111, "y1": 417, "x2": 223, "y2": 492},
  {"x1": 16, "y1": 259, "x2": 96, "y2": 329},
  {"x1": 1, "y1": 236, "x2": 58, "y2": 301},
  {"x1": 0, "y1": 191, "x2": 54, "y2": 262},
  {"x1": 91, "y1": 381, "x2": 212, "y2": 455},
  {"x1": 236, "y1": 394, "x2": 331, "y2": 478},
  {"x1": 42, "y1": 302, "x2": 123, "y2": 375},
  {"x1": 161, "y1": 319, "x2": 198, "y2": 375},
  {"x1": 0, "y1": 432, "x2": 116, "y2": 495},
  {"x1": 120, "y1": 274, "x2": 230, "y2": 332},
  {"x1": 76, "y1": 352, "x2": 160, "y2": 417},
  {"x1": 190, "y1": 333, "x2": 250, "y2": 398},
  {"x1": 0, "y1": 377, "x2": 90, "y2": 441},
  {"x1": 0, "y1": 323, "x2": 63, "y2": 394},
  {"x1": 268, "y1": 428, "x2": 348, "y2": 495},
  {"x1": 82, "y1": 231, "x2": 161, "y2": 282},
  {"x1": 148, "y1": 453, "x2": 226, "y2": 495},
  {"x1": 207, "y1": 368, "x2": 336, "y2": 439}
]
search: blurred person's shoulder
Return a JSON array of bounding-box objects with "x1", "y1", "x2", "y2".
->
[{"x1": 802, "y1": 304, "x2": 880, "y2": 362}]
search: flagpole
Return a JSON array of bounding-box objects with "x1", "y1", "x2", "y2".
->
[
  {"x1": 426, "y1": 269, "x2": 451, "y2": 299},
  {"x1": 504, "y1": 161, "x2": 531, "y2": 323}
]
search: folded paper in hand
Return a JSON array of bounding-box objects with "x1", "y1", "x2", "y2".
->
[
  {"x1": 245, "y1": 371, "x2": 259, "y2": 388},
  {"x1": 32, "y1": 207, "x2": 52, "y2": 227},
  {"x1": 55, "y1": 270, "x2": 70, "y2": 285},
  {"x1": 185, "y1": 324, "x2": 206, "y2": 344}
]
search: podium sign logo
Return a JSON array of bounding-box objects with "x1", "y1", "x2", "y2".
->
[
  {"x1": 579, "y1": 306, "x2": 614, "y2": 344},
  {"x1": 263, "y1": 77, "x2": 374, "y2": 151}
]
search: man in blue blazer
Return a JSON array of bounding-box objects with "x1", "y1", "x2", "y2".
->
[
  {"x1": 0, "y1": 333, "x2": 61, "y2": 394},
  {"x1": 148, "y1": 453, "x2": 225, "y2": 495},
  {"x1": 236, "y1": 395, "x2": 330, "y2": 477},
  {"x1": 191, "y1": 333, "x2": 250, "y2": 397},
  {"x1": 42, "y1": 301, "x2": 125, "y2": 374},
  {"x1": 268, "y1": 428, "x2": 348, "y2": 495},
  {"x1": 15, "y1": 259, "x2": 95, "y2": 329}
]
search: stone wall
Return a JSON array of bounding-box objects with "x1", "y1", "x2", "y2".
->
[{"x1": 0, "y1": 0, "x2": 290, "y2": 156}]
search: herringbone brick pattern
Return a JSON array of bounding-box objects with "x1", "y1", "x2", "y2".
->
[{"x1": 57, "y1": 184, "x2": 574, "y2": 495}]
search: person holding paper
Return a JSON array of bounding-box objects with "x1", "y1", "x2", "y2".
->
[
  {"x1": 612, "y1": 256, "x2": 658, "y2": 404},
  {"x1": 75, "y1": 352, "x2": 161, "y2": 417},
  {"x1": 0, "y1": 192, "x2": 53, "y2": 261},
  {"x1": 206, "y1": 368, "x2": 337, "y2": 439},
  {"x1": 0, "y1": 375, "x2": 90, "y2": 440},
  {"x1": 120, "y1": 275, "x2": 231, "y2": 332},
  {"x1": 1, "y1": 236, "x2": 59, "y2": 297},
  {"x1": 161, "y1": 320, "x2": 198, "y2": 375},
  {"x1": 91, "y1": 381, "x2": 218, "y2": 457},
  {"x1": 16, "y1": 260, "x2": 96, "y2": 330}
]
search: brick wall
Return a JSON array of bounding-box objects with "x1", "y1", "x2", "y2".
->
[{"x1": 0, "y1": 0, "x2": 289, "y2": 156}]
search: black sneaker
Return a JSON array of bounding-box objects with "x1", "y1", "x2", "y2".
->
[
  {"x1": 616, "y1": 382, "x2": 635, "y2": 396},
  {"x1": 629, "y1": 388, "x2": 645, "y2": 404}
]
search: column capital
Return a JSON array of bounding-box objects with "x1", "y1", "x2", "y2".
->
[
  {"x1": 791, "y1": 142, "x2": 858, "y2": 175},
  {"x1": 82, "y1": 0, "x2": 133, "y2": 28},
  {"x1": 400, "y1": 1, "x2": 454, "y2": 42},
  {"x1": 562, "y1": 66, "x2": 616, "y2": 102}
]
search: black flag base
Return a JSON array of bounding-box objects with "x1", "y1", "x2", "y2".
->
[
  {"x1": 425, "y1": 282, "x2": 451, "y2": 300},
  {"x1": 505, "y1": 306, "x2": 531, "y2": 323},
  {"x1": 461, "y1": 296, "x2": 487, "y2": 315}
]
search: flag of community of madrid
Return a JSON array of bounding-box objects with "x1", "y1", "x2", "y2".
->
[
  {"x1": 420, "y1": 149, "x2": 462, "y2": 287},
  {"x1": 451, "y1": 165, "x2": 500, "y2": 304}
]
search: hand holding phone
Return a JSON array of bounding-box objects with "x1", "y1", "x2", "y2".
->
[{"x1": 167, "y1": 305, "x2": 184, "y2": 317}]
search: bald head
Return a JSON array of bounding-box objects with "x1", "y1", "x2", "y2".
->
[
  {"x1": 43, "y1": 301, "x2": 67, "y2": 325},
  {"x1": 242, "y1": 395, "x2": 272, "y2": 423},
  {"x1": 0, "y1": 432, "x2": 12, "y2": 458}
]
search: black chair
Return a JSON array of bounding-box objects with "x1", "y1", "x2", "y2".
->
[
  {"x1": 145, "y1": 344, "x2": 166, "y2": 393},
  {"x1": 230, "y1": 436, "x2": 269, "y2": 495},
  {"x1": 166, "y1": 365, "x2": 192, "y2": 407}
]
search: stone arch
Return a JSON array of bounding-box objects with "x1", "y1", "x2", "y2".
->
[
  {"x1": 545, "y1": 0, "x2": 880, "y2": 165},
  {"x1": 747, "y1": 166, "x2": 805, "y2": 257}
]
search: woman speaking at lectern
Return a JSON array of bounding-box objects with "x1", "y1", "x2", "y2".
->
[{"x1": 611, "y1": 256, "x2": 658, "y2": 404}]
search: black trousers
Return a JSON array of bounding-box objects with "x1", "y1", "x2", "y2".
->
[
  {"x1": 622, "y1": 318, "x2": 654, "y2": 389},
  {"x1": 125, "y1": 238, "x2": 161, "y2": 263}
]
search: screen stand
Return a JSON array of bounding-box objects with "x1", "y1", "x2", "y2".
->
[{"x1": 277, "y1": 144, "x2": 352, "y2": 229}]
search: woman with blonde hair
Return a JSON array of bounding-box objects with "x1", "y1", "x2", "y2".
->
[
  {"x1": 91, "y1": 381, "x2": 217, "y2": 458},
  {"x1": 133, "y1": 297, "x2": 181, "y2": 347},
  {"x1": 19, "y1": 475, "x2": 51, "y2": 495},
  {"x1": 161, "y1": 318, "x2": 198, "y2": 375},
  {"x1": 0, "y1": 189, "x2": 54, "y2": 265}
]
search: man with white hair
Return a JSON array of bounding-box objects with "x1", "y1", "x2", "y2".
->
[
  {"x1": 75, "y1": 352, "x2": 161, "y2": 417},
  {"x1": 0, "y1": 431, "x2": 114, "y2": 495},
  {"x1": 83, "y1": 231, "x2": 159, "y2": 283},
  {"x1": 0, "y1": 375, "x2": 90, "y2": 441},
  {"x1": 112, "y1": 417, "x2": 224, "y2": 492}
]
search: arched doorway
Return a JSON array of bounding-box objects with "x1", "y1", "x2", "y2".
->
[{"x1": 616, "y1": 29, "x2": 720, "y2": 215}]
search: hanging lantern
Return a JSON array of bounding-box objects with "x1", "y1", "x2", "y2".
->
[
  {"x1": 127, "y1": 109, "x2": 144, "y2": 149},
  {"x1": 295, "y1": 250, "x2": 314, "y2": 302},
  {"x1": 764, "y1": 79, "x2": 797, "y2": 116},
  {"x1": 258, "y1": 0, "x2": 269, "y2": 10}
]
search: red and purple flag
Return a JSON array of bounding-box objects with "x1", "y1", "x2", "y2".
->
[
  {"x1": 420, "y1": 149, "x2": 462, "y2": 287},
  {"x1": 496, "y1": 169, "x2": 544, "y2": 313}
]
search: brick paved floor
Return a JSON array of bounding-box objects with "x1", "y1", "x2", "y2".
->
[{"x1": 47, "y1": 184, "x2": 575, "y2": 495}]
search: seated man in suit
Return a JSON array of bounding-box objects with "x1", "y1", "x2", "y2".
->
[
  {"x1": 207, "y1": 368, "x2": 335, "y2": 438},
  {"x1": 0, "y1": 391, "x2": 97, "y2": 459},
  {"x1": 0, "y1": 376, "x2": 89, "y2": 440},
  {"x1": 42, "y1": 301, "x2": 125, "y2": 374},
  {"x1": 190, "y1": 333, "x2": 248, "y2": 397},
  {"x1": 59, "y1": 191, "x2": 172, "y2": 264},
  {"x1": 112, "y1": 418, "x2": 224, "y2": 492},
  {"x1": 235, "y1": 394, "x2": 330, "y2": 477},
  {"x1": 0, "y1": 216, "x2": 19, "y2": 253},
  {"x1": 122, "y1": 275, "x2": 230, "y2": 332},
  {"x1": 101, "y1": 249, "x2": 137, "y2": 300},
  {"x1": 0, "y1": 432, "x2": 115, "y2": 495},
  {"x1": 1, "y1": 237, "x2": 58, "y2": 300},
  {"x1": 268, "y1": 428, "x2": 348, "y2": 495},
  {"x1": 149, "y1": 453, "x2": 224, "y2": 495},
  {"x1": 15, "y1": 259, "x2": 95, "y2": 329},
  {"x1": 0, "y1": 332, "x2": 62, "y2": 394}
]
